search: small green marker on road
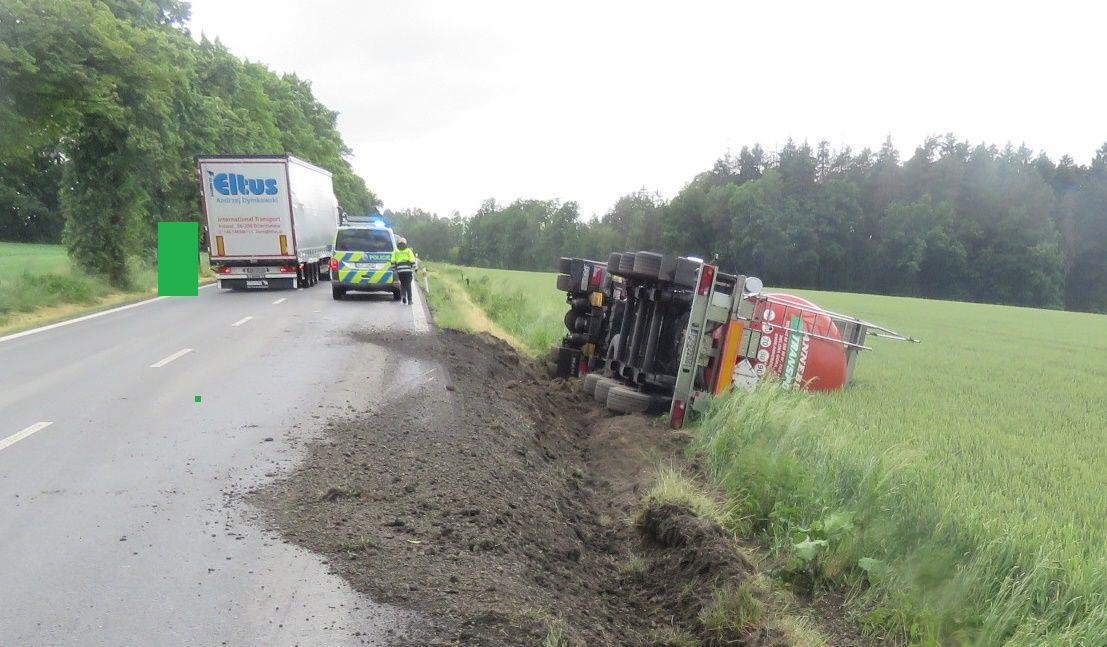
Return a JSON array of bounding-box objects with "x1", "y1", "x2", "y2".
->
[{"x1": 194, "y1": 395, "x2": 202, "y2": 403}]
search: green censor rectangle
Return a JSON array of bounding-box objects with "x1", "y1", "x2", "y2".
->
[{"x1": 158, "y1": 221, "x2": 199, "y2": 296}]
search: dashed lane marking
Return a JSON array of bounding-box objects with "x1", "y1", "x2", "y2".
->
[
  {"x1": 231, "y1": 316, "x2": 253, "y2": 327},
  {"x1": 150, "y1": 348, "x2": 193, "y2": 368},
  {"x1": 0, "y1": 422, "x2": 54, "y2": 453}
]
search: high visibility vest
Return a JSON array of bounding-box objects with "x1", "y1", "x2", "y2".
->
[{"x1": 391, "y1": 247, "x2": 417, "y2": 273}]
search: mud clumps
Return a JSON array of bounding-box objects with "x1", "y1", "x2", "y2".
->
[
  {"x1": 637, "y1": 503, "x2": 788, "y2": 646},
  {"x1": 251, "y1": 328, "x2": 785, "y2": 645}
]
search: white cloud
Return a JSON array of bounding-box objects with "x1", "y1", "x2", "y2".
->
[{"x1": 188, "y1": 0, "x2": 1107, "y2": 218}]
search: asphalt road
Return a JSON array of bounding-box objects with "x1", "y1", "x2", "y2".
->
[{"x1": 0, "y1": 281, "x2": 432, "y2": 646}]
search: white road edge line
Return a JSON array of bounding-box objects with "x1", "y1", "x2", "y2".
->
[
  {"x1": 231, "y1": 316, "x2": 253, "y2": 327},
  {"x1": 0, "y1": 422, "x2": 54, "y2": 453},
  {"x1": 272, "y1": 298, "x2": 286, "y2": 305},
  {"x1": 412, "y1": 287, "x2": 430, "y2": 333},
  {"x1": 150, "y1": 348, "x2": 193, "y2": 368},
  {"x1": 0, "y1": 283, "x2": 216, "y2": 345}
]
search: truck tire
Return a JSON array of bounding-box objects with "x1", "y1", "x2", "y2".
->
[
  {"x1": 631, "y1": 251, "x2": 663, "y2": 279},
  {"x1": 593, "y1": 377, "x2": 619, "y2": 403},
  {"x1": 563, "y1": 310, "x2": 585, "y2": 333},
  {"x1": 332, "y1": 285, "x2": 346, "y2": 300},
  {"x1": 557, "y1": 257, "x2": 573, "y2": 274},
  {"x1": 673, "y1": 257, "x2": 701, "y2": 288},
  {"x1": 606, "y1": 385, "x2": 652, "y2": 413},
  {"x1": 320, "y1": 261, "x2": 331, "y2": 281},
  {"x1": 617, "y1": 253, "x2": 636, "y2": 276},
  {"x1": 581, "y1": 372, "x2": 603, "y2": 396},
  {"x1": 555, "y1": 273, "x2": 575, "y2": 292}
]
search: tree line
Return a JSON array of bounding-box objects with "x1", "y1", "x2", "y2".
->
[
  {"x1": 391, "y1": 138, "x2": 1107, "y2": 312},
  {"x1": 0, "y1": 0, "x2": 376, "y2": 285}
]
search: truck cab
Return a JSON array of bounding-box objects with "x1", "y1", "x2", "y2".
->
[{"x1": 329, "y1": 224, "x2": 401, "y2": 301}]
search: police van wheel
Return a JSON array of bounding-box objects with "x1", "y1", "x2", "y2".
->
[
  {"x1": 392, "y1": 289, "x2": 402, "y2": 301},
  {"x1": 332, "y1": 285, "x2": 345, "y2": 300}
]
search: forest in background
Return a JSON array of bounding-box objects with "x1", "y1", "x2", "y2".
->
[
  {"x1": 391, "y1": 138, "x2": 1107, "y2": 312},
  {"x1": 0, "y1": 0, "x2": 376, "y2": 285}
]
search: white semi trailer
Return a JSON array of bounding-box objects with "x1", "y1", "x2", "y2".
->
[{"x1": 198, "y1": 154, "x2": 339, "y2": 290}]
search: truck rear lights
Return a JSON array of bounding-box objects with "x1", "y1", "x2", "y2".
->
[
  {"x1": 697, "y1": 264, "x2": 716, "y2": 295},
  {"x1": 279, "y1": 265, "x2": 297, "y2": 273},
  {"x1": 216, "y1": 265, "x2": 232, "y2": 274}
]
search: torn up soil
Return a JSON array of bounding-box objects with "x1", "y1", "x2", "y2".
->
[{"x1": 250, "y1": 329, "x2": 841, "y2": 645}]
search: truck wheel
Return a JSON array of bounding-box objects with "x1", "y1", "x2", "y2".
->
[
  {"x1": 593, "y1": 377, "x2": 619, "y2": 403},
  {"x1": 673, "y1": 257, "x2": 701, "y2": 288},
  {"x1": 581, "y1": 372, "x2": 603, "y2": 396},
  {"x1": 617, "y1": 253, "x2": 637, "y2": 276},
  {"x1": 332, "y1": 285, "x2": 345, "y2": 300},
  {"x1": 320, "y1": 262, "x2": 331, "y2": 281},
  {"x1": 564, "y1": 310, "x2": 586, "y2": 333},
  {"x1": 632, "y1": 251, "x2": 663, "y2": 279},
  {"x1": 555, "y1": 273, "x2": 574, "y2": 292},
  {"x1": 606, "y1": 385, "x2": 652, "y2": 413}
]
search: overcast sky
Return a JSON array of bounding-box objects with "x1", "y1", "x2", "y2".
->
[{"x1": 187, "y1": 0, "x2": 1105, "y2": 218}]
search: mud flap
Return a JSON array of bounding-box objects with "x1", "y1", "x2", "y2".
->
[{"x1": 552, "y1": 345, "x2": 580, "y2": 378}]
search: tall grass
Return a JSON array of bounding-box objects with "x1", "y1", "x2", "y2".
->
[
  {"x1": 696, "y1": 386, "x2": 1107, "y2": 644},
  {"x1": 431, "y1": 264, "x2": 565, "y2": 356}
]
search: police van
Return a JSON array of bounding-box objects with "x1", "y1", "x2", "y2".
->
[{"x1": 329, "y1": 221, "x2": 401, "y2": 300}]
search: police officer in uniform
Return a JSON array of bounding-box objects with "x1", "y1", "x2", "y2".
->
[{"x1": 390, "y1": 237, "x2": 418, "y2": 304}]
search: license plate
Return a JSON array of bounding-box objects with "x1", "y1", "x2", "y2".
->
[
  {"x1": 246, "y1": 280, "x2": 268, "y2": 288},
  {"x1": 354, "y1": 262, "x2": 377, "y2": 269},
  {"x1": 245, "y1": 267, "x2": 266, "y2": 274}
]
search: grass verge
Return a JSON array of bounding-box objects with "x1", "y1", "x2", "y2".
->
[
  {"x1": 0, "y1": 241, "x2": 214, "y2": 335},
  {"x1": 423, "y1": 263, "x2": 557, "y2": 357}
]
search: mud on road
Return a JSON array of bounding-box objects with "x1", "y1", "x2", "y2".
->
[{"x1": 251, "y1": 329, "x2": 792, "y2": 645}]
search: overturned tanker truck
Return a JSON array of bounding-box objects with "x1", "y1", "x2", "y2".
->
[{"x1": 549, "y1": 252, "x2": 919, "y2": 428}]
